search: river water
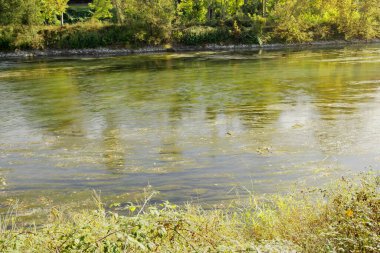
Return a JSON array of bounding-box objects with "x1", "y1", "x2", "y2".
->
[{"x1": 1, "y1": 45, "x2": 380, "y2": 209}]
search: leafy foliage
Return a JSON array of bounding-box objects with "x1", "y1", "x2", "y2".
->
[
  {"x1": 269, "y1": 0, "x2": 380, "y2": 42},
  {"x1": 177, "y1": 0, "x2": 208, "y2": 24},
  {"x1": 1, "y1": 174, "x2": 380, "y2": 252},
  {"x1": 0, "y1": 0, "x2": 379, "y2": 49},
  {"x1": 123, "y1": 0, "x2": 176, "y2": 45},
  {"x1": 89, "y1": 0, "x2": 113, "y2": 20},
  {"x1": 0, "y1": 0, "x2": 43, "y2": 26},
  {"x1": 42, "y1": 23, "x2": 134, "y2": 49}
]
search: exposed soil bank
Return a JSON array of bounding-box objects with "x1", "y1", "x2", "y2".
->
[{"x1": 1, "y1": 39, "x2": 379, "y2": 58}]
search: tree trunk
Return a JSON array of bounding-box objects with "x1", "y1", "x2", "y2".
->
[
  {"x1": 61, "y1": 13, "x2": 64, "y2": 26},
  {"x1": 208, "y1": 5, "x2": 215, "y2": 21},
  {"x1": 262, "y1": 0, "x2": 266, "y2": 16},
  {"x1": 111, "y1": 0, "x2": 121, "y2": 24}
]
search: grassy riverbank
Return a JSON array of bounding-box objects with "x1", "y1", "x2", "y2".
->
[
  {"x1": 0, "y1": 22, "x2": 261, "y2": 51},
  {"x1": 1, "y1": 22, "x2": 379, "y2": 52},
  {"x1": 1, "y1": 173, "x2": 379, "y2": 252}
]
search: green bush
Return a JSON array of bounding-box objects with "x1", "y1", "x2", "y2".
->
[
  {"x1": 173, "y1": 25, "x2": 261, "y2": 46},
  {"x1": 0, "y1": 27, "x2": 14, "y2": 50},
  {"x1": 0, "y1": 26, "x2": 44, "y2": 50},
  {"x1": 269, "y1": 0, "x2": 380, "y2": 42},
  {"x1": 12, "y1": 27, "x2": 44, "y2": 49},
  {"x1": 42, "y1": 23, "x2": 134, "y2": 49},
  {"x1": 123, "y1": 0, "x2": 175, "y2": 46},
  {"x1": 173, "y1": 26, "x2": 230, "y2": 45}
]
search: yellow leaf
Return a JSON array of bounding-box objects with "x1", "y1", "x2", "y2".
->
[{"x1": 345, "y1": 209, "x2": 354, "y2": 217}]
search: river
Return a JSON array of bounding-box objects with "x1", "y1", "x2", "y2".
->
[{"x1": 1, "y1": 45, "x2": 380, "y2": 210}]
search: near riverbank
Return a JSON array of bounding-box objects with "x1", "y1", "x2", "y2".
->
[{"x1": 1, "y1": 174, "x2": 379, "y2": 252}]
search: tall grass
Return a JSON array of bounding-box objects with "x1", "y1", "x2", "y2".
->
[{"x1": 1, "y1": 173, "x2": 379, "y2": 252}]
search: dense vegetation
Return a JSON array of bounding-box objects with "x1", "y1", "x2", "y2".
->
[
  {"x1": 0, "y1": 0, "x2": 379, "y2": 50},
  {"x1": 1, "y1": 174, "x2": 379, "y2": 252}
]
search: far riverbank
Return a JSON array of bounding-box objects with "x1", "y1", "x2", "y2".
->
[{"x1": 1, "y1": 39, "x2": 379, "y2": 59}]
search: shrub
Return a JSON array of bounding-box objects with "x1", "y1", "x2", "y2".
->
[
  {"x1": 0, "y1": 27, "x2": 15, "y2": 50},
  {"x1": 11, "y1": 27, "x2": 44, "y2": 49},
  {"x1": 42, "y1": 23, "x2": 134, "y2": 49},
  {"x1": 121, "y1": 0, "x2": 175, "y2": 45},
  {"x1": 173, "y1": 25, "x2": 230, "y2": 45},
  {"x1": 269, "y1": 0, "x2": 380, "y2": 42},
  {"x1": 0, "y1": 26, "x2": 44, "y2": 50}
]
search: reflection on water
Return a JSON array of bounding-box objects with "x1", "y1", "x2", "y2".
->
[{"x1": 1, "y1": 45, "x2": 380, "y2": 206}]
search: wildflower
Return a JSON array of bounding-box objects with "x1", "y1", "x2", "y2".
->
[{"x1": 345, "y1": 209, "x2": 354, "y2": 217}]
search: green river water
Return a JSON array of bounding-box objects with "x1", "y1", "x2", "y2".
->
[{"x1": 1, "y1": 45, "x2": 380, "y2": 212}]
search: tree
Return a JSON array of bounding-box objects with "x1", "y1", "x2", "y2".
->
[
  {"x1": 0, "y1": 0, "x2": 23, "y2": 25},
  {"x1": 22, "y1": 0, "x2": 43, "y2": 25},
  {"x1": 89, "y1": 0, "x2": 113, "y2": 20},
  {"x1": 111, "y1": 0, "x2": 126, "y2": 24},
  {"x1": 41, "y1": 0, "x2": 59, "y2": 25},
  {"x1": 124, "y1": 0, "x2": 176, "y2": 44},
  {"x1": 56, "y1": 0, "x2": 69, "y2": 26},
  {"x1": 40, "y1": 0, "x2": 69, "y2": 25},
  {"x1": 177, "y1": 0, "x2": 208, "y2": 23},
  {"x1": 0, "y1": 0, "x2": 42, "y2": 26}
]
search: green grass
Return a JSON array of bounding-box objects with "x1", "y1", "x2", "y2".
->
[{"x1": 1, "y1": 173, "x2": 379, "y2": 252}]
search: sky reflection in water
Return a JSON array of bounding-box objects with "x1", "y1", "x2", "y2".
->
[{"x1": 0, "y1": 45, "x2": 380, "y2": 206}]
